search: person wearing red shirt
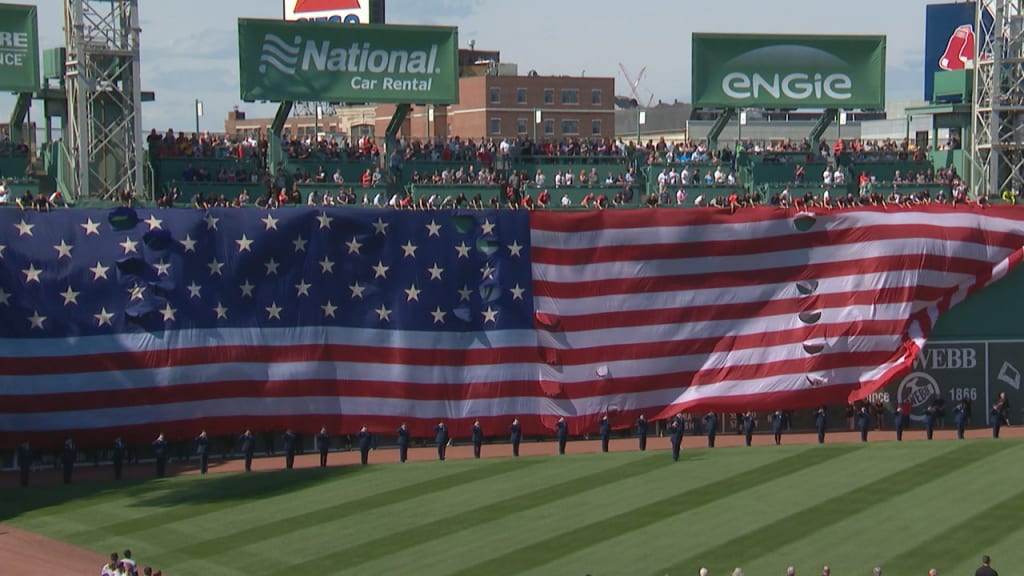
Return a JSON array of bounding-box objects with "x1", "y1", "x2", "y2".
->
[
  {"x1": 360, "y1": 169, "x2": 372, "y2": 188},
  {"x1": 537, "y1": 189, "x2": 550, "y2": 208}
]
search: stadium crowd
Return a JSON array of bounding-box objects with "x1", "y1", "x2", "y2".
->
[{"x1": 100, "y1": 549, "x2": 165, "y2": 576}]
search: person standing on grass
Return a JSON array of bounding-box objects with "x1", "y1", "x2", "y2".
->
[
  {"x1": 704, "y1": 410, "x2": 718, "y2": 448},
  {"x1": 990, "y1": 403, "x2": 1003, "y2": 438},
  {"x1": 924, "y1": 405, "x2": 937, "y2": 440},
  {"x1": 397, "y1": 423, "x2": 410, "y2": 463},
  {"x1": 316, "y1": 427, "x2": 330, "y2": 467},
  {"x1": 955, "y1": 401, "x2": 968, "y2": 439},
  {"x1": 742, "y1": 410, "x2": 756, "y2": 447},
  {"x1": 816, "y1": 406, "x2": 828, "y2": 443},
  {"x1": 195, "y1": 430, "x2": 210, "y2": 474},
  {"x1": 358, "y1": 426, "x2": 372, "y2": 465},
  {"x1": 113, "y1": 437, "x2": 125, "y2": 480},
  {"x1": 472, "y1": 419, "x2": 484, "y2": 459},
  {"x1": 152, "y1": 433, "x2": 168, "y2": 478},
  {"x1": 599, "y1": 414, "x2": 612, "y2": 452},
  {"x1": 509, "y1": 418, "x2": 522, "y2": 457},
  {"x1": 857, "y1": 404, "x2": 871, "y2": 442},
  {"x1": 771, "y1": 410, "x2": 785, "y2": 445},
  {"x1": 556, "y1": 417, "x2": 569, "y2": 454},
  {"x1": 636, "y1": 414, "x2": 649, "y2": 451},
  {"x1": 975, "y1": 554, "x2": 998, "y2": 576},
  {"x1": 61, "y1": 437, "x2": 77, "y2": 484},
  {"x1": 282, "y1": 429, "x2": 297, "y2": 469},
  {"x1": 434, "y1": 421, "x2": 449, "y2": 461},
  {"x1": 240, "y1": 429, "x2": 256, "y2": 472},
  {"x1": 16, "y1": 440, "x2": 31, "y2": 487},
  {"x1": 894, "y1": 406, "x2": 906, "y2": 441},
  {"x1": 669, "y1": 414, "x2": 684, "y2": 461}
]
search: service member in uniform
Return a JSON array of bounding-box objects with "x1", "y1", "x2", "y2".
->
[
  {"x1": 397, "y1": 423, "x2": 410, "y2": 463},
  {"x1": 556, "y1": 417, "x2": 569, "y2": 455},
  {"x1": 16, "y1": 441, "x2": 31, "y2": 487},
  {"x1": 434, "y1": 421, "x2": 449, "y2": 461},
  {"x1": 991, "y1": 403, "x2": 1002, "y2": 438},
  {"x1": 316, "y1": 427, "x2": 330, "y2": 467},
  {"x1": 924, "y1": 406, "x2": 937, "y2": 440},
  {"x1": 668, "y1": 414, "x2": 683, "y2": 462},
  {"x1": 195, "y1": 430, "x2": 210, "y2": 474},
  {"x1": 112, "y1": 437, "x2": 125, "y2": 480},
  {"x1": 857, "y1": 405, "x2": 871, "y2": 442},
  {"x1": 599, "y1": 414, "x2": 611, "y2": 452},
  {"x1": 357, "y1": 426, "x2": 372, "y2": 465},
  {"x1": 771, "y1": 410, "x2": 784, "y2": 445},
  {"x1": 240, "y1": 428, "x2": 256, "y2": 472},
  {"x1": 704, "y1": 411, "x2": 718, "y2": 448},
  {"x1": 509, "y1": 418, "x2": 522, "y2": 457},
  {"x1": 815, "y1": 406, "x2": 828, "y2": 444},
  {"x1": 636, "y1": 414, "x2": 649, "y2": 451},
  {"x1": 152, "y1": 433, "x2": 168, "y2": 478},
  {"x1": 282, "y1": 429, "x2": 297, "y2": 469},
  {"x1": 954, "y1": 401, "x2": 967, "y2": 440},
  {"x1": 894, "y1": 406, "x2": 906, "y2": 442},
  {"x1": 742, "y1": 411, "x2": 756, "y2": 447},
  {"x1": 471, "y1": 419, "x2": 484, "y2": 459},
  {"x1": 61, "y1": 437, "x2": 77, "y2": 484}
]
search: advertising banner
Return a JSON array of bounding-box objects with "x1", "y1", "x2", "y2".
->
[
  {"x1": 0, "y1": 3, "x2": 39, "y2": 92},
  {"x1": 238, "y1": 19, "x2": 458, "y2": 104},
  {"x1": 692, "y1": 33, "x2": 886, "y2": 109},
  {"x1": 923, "y1": 2, "x2": 993, "y2": 101},
  {"x1": 284, "y1": 0, "x2": 370, "y2": 24}
]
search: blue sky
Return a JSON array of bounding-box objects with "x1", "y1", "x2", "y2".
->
[{"x1": 7, "y1": 0, "x2": 941, "y2": 132}]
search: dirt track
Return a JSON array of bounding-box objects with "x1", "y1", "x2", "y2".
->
[{"x1": 2, "y1": 425, "x2": 1022, "y2": 575}]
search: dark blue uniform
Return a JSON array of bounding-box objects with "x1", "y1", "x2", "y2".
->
[
  {"x1": 61, "y1": 439, "x2": 77, "y2": 484},
  {"x1": 16, "y1": 442, "x2": 31, "y2": 487},
  {"x1": 240, "y1": 431, "x2": 256, "y2": 471},
  {"x1": 991, "y1": 405, "x2": 1002, "y2": 438},
  {"x1": 599, "y1": 416, "x2": 611, "y2": 452},
  {"x1": 743, "y1": 413, "x2": 755, "y2": 447},
  {"x1": 771, "y1": 411, "x2": 784, "y2": 445},
  {"x1": 434, "y1": 424, "x2": 449, "y2": 461},
  {"x1": 152, "y1": 436, "x2": 168, "y2": 478},
  {"x1": 195, "y1": 433, "x2": 210, "y2": 474},
  {"x1": 954, "y1": 404, "x2": 967, "y2": 439},
  {"x1": 857, "y1": 407, "x2": 870, "y2": 442},
  {"x1": 668, "y1": 416, "x2": 683, "y2": 461},
  {"x1": 924, "y1": 407, "x2": 936, "y2": 440},
  {"x1": 112, "y1": 438, "x2": 125, "y2": 480},
  {"x1": 316, "y1": 429, "x2": 330, "y2": 467},
  {"x1": 894, "y1": 410, "x2": 906, "y2": 442},
  {"x1": 282, "y1": 430, "x2": 297, "y2": 469},
  {"x1": 509, "y1": 421, "x2": 522, "y2": 457},
  {"x1": 815, "y1": 407, "x2": 828, "y2": 444},
  {"x1": 358, "y1": 429, "x2": 372, "y2": 465},
  {"x1": 397, "y1": 425, "x2": 410, "y2": 462},
  {"x1": 704, "y1": 412, "x2": 717, "y2": 448},
  {"x1": 636, "y1": 416, "x2": 649, "y2": 451},
  {"x1": 556, "y1": 419, "x2": 568, "y2": 454},
  {"x1": 472, "y1": 423, "x2": 484, "y2": 459}
]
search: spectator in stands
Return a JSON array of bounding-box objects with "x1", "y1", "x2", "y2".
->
[
  {"x1": 560, "y1": 191, "x2": 571, "y2": 207},
  {"x1": 794, "y1": 164, "x2": 806, "y2": 184},
  {"x1": 537, "y1": 189, "x2": 550, "y2": 209},
  {"x1": 676, "y1": 187, "x2": 687, "y2": 206},
  {"x1": 0, "y1": 179, "x2": 8, "y2": 205},
  {"x1": 15, "y1": 189, "x2": 32, "y2": 210}
]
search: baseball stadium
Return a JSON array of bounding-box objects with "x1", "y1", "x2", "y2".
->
[{"x1": 2, "y1": 1, "x2": 1024, "y2": 574}]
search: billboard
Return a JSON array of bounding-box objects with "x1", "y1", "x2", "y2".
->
[
  {"x1": 0, "y1": 3, "x2": 39, "y2": 92},
  {"x1": 238, "y1": 19, "x2": 458, "y2": 104},
  {"x1": 284, "y1": 0, "x2": 370, "y2": 24},
  {"x1": 923, "y1": 2, "x2": 993, "y2": 101},
  {"x1": 692, "y1": 34, "x2": 886, "y2": 109}
]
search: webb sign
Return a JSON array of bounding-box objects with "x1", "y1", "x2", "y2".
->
[
  {"x1": 238, "y1": 19, "x2": 458, "y2": 104},
  {"x1": 0, "y1": 3, "x2": 39, "y2": 92},
  {"x1": 692, "y1": 34, "x2": 886, "y2": 109}
]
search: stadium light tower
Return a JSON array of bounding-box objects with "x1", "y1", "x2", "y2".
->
[
  {"x1": 972, "y1": 0, "x2": 1024, "y2": 199},
  {"x1": 64, "y1": 0, "x2": 144, "y2": 200}
]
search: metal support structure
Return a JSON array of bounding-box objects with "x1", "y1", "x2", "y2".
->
[
  {"x1": 706, "y1": 108, "x2": 736, "y2": 151},
  {"x1": 8, "y1": 93, "x2": 32, "y2": 146},
  {"x1": 809, "y1": 108, "x2": 839, "y2": 148},
  {"x1": 269, "y1": 100, "x2": 293, "y2": 175},
  {"x1": 64, "y1": 0, "x2": 144, "y2": 200},
  {"x1": 972, "y1": 0, "x2": 1024, "y2": 199},
  {"x1": 383, "y1": 103, "x2": 411, "y2": 196}
]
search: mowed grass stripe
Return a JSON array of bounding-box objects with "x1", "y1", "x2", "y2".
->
[
  {"x1": 654, "y1": 440, "x2": 1015, "y2": 575},
  {"x1": 517, "y1": 441, "x2": 951, "y2": 576},
  {"x1": 275, "y1": 453, "x2": 673, "y2": 575},
  {"x1": 449, "y1": 444, "x2": 862, "y2": 576},
  {"x1": 171, "y1": 457, "x2": 542, "y2": 560}
]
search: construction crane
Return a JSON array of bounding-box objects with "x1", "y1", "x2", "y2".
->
[{"x1": 618, "y1": 62, "x2": 655, "y2": 108}]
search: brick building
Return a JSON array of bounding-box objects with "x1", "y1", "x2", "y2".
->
[{"x1": 375, "y1": 73, "x2": 616, "y2": 142}]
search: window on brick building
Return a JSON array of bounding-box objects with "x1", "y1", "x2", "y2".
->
[
  {"x1": 543, "y1": 89, "x2": 554, "y2": 104},
  {"x1": 591, "y1": 89, "x2": 602, "y2": 105},
  {"x1": 561, "y1": 120, "x2": 579, "y2": 135},
  {"x1": 516, "y1": 88, "x2": 528, "y2": 104},
  {"x1": 489, "y1": 87, "x2": 500, "y2": 104},
  {"x1": 591, "y1": 119, "x2": 602, "y2": 135},
  {"x1": 517, "y1": 118, "x2": 528, "y2": 134},
  {"x1": 489, "y1": 117, "x2": 501, "y2": 134},
  {"x1": 561, "y1": 89, "x2": 579, "y2": 105},
  {"x1": 543, "y1": 119, "x2": 554, "y2": 135}
]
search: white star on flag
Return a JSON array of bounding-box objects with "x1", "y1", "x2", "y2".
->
[
  {"x1": 89, "y1": 261, "x2": 110, "y2": 281},
  {"x1": 0, "y1": 243, "x2": 6, "y2": 259},
  {"x1": 214, "y1": 302, "x2": 229, "y2": 320},
  {"x1": 458, "y1": 285, "x2": 473, "y2": 302},
  {"x1": 208, "y1": 259, "x2": 225, "y2": 276},
  {"x1": 180, "y1": 234, "x2": 197, "y2": 253},
  {"x1": 510, "y1": 284, "x2": 525, "y2": 300},
  {"x1": 14, "y1": 219, "x2": 34, "y2": 237},
  {"x1": 428, "y1": 263, "x2": 444, "y2": 281},
  {"x1": 317, "y1": 212, "x2": 334, "y2": 230},
  {"x1": 119, "y1": 237, "x2": 139, "y2": 255},
  {"x1": 481, "y1": 263, "x2": 495, "y2": 280},
  {"x1": 265, "y1": 258, "x2": 280, "y2": 275},
  {"x1": 481, "y1": 219, "x2": 496, "y2": 235},
  {"x1": 236, "y1": 234, "x2": 254, "y2": 253},
  {"x1": 372, "y1": 217, "x2": 389, "y2": 235},
  {"x1": 401, "y1": 241, "x2": 418, "y2": 258},
  {"x1": 261, "y1": 214, "x2": 279, "y2": 231},
  {"x1": 404, "y1": 284, "x2": 421, "y2": 302},
  {"x1": 321, "y1": 300, "x2": 338, "y2": 319},
  {"x1": 128, "y1": 284, "x2": 146, "y2": 301},
  {"x1": 22, "y1": 263, "x2": 42, "y2": 284},
  {"x1": 265, "y1": 301, "x2": 283, "y2": 320},
  {"x1": 507, "y1": 240, "x2": 523, "y2": 257},
  {"x1": 79, "y1": 218, "x2": 100, "y2": 236},
  {"x1": 0, "y1": 288, "x2": 10, "y2": 306},
  {"x1": 203, "y1": 213, "x2": 220, "y2": 230},
  {"x1": 346, "y1": 237, "x2": 363, "y2": 255},
  {"x1": 292, "y1": 235, "x2": 308, "y2": 253},
  {"x1": 93, "y1": 308, "x2": 114, "y2": 327},
  {"x1": 455, "y1": 241, "x2": 471, "y2": 259},
  {"x1": 28, "y1": 310, "x2": 46, "y2": 329},
  {"x1": 239, "y1": 280, "x2": 255, "y2": 298},
  {"x1": 350, "y1": 281, "x2": 366, "y2": 299},
  {"x1": 144, "y1": 214, "x2": 163, "y2": 231},
  {"x1": 160, "y1": 303, "x2": 177, "y2": 322},
  {"x1": 426, "y1": 220, "x2": 442, "y2": 237},
  {"x1": 375, "y1": 304, "x2": 392, "y2": 322},
  {"x1": 430, "y1": 306, "x2": 447, "y2": 324},
  {"x1": 373, "y1": 260, "x2": 390, "y2": 279},
  {"x1": 319, "y1": 256, "x2": 335, "y2": 274},
  {"x1": 482, "y1": 307, "x2": 499, "y2": 324},
  {"x1": 187, "y1": 282, "x2": 202, "y2": 299},
  {"x1": 154, "y1": 260, "x2": 171, "y2": 276},
  {"x1": 53, "y1": 240, "x2": 74, "y2": 259},
  {"x1": 295, "y1": 279, "x2": 312, "y2": 297},
  {"x1": 60, "y1": 286, "x2": 80, "y2": 306}
]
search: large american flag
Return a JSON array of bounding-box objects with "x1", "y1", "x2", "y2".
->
[{"x1": 1, "y1": 205, "x2": 1022, "y2": 446}]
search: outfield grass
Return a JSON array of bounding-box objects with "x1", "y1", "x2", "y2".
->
[{"x1": 3, "y1": 439, "x2": 1023, "y2": 575}]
